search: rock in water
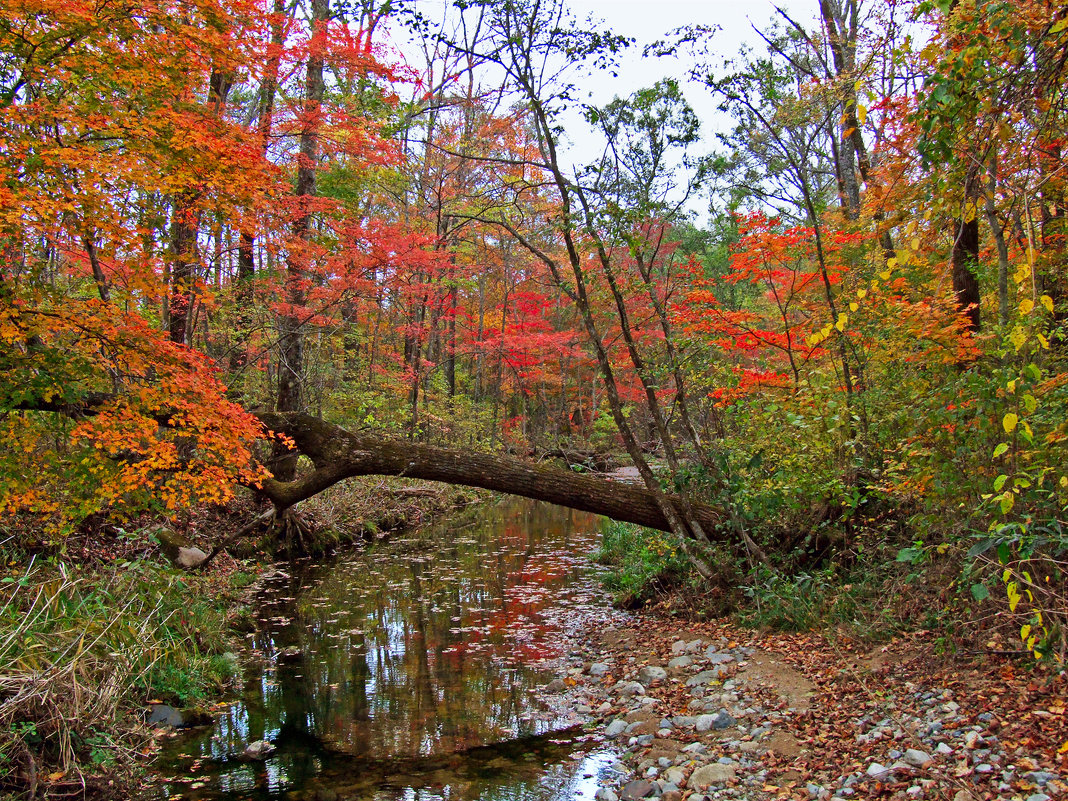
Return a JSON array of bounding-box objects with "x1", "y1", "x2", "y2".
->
[
  {"x1": 146, "y1": 704, "x2": 184, "y2": 727},
  {"x1": 244, "y1": 740, "x2": 276, "y2": 760}
]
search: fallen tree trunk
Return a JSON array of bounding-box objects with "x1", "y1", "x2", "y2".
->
[{"x1": 256, "y1": 412, "x2": 726, "y2": 537}]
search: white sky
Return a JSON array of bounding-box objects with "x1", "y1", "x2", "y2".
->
[
  {"x1": 389, "y1": 0, "x2": 823, "y2": 218},
  {"x1": 559, "y1": 0, "x2": 821, "y2": 216}
]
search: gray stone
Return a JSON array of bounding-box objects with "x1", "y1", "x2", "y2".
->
[
  {"x1": 685, "y1": 639, "x2": 704, "y2": 653},
  {"x1": 618, "y1": 681, "x2": 646, "y2": 696},
  {"x1": 668, "y1": 655, "x2": 693, "y2": 669},
  {"x1": 590, "y1": 662, "x2": 610, "y2": 676},
  {"x1": 903, "y1": 749, "x2": 931, "y2": 768},
  {"x1": 974, "y1": 764, "x2": 993, "y2": 774},
  {"x1": 671, "y1": 640, "x2": 688, "y2": 654},
  {"x1": 866, "y1": 763, "x2": 889, "y2": 778},
  {"x1": 706, "y1": 652, "x2": 735, "y2": 665},
  {"x1": 713, "y1": 710, "x2": 735, "y2": 729},
  {"x1": 936, "y1": 742, "x2": 954, "y2": 755},
  {"x1": 663, "y1": 767, "x2": 687, "y2": 786},
  {"x1": 686, "y1": 670, "x2": 719, "y2": 687},
  {"x1": 544, "y1": 678, "x2": 567, "y2": 692},
  {"x1": 688, "y1": 763, "x2": 736, "y2": 788},
  {"x1": 619, "y1": 779, "x2": 657, "y2": 800},
  {"x1": 176, "y1": 546, "x2": 208, "y2": 569},
  {"x1": 244, "y1": 740, "x2": 275, "y2": 760},
  {"x1": 1026, "y1": 794, "x2": 1052, "y2": 801},
  {"x1": 638, "y1": 665, "x2": 668, "y2": 684},
  {"x1": 605, "y1": 719, "x2": 628, "y2": 738},
  {"x1": 595, "y1": 790, "x2": 619, "y2": 801},
  {"x1": 694, "y1": 714, "x2": 717, "y2": 732},
  {"x1": 671, "y1": 715, "x2": 696, "y2": 728},
  {"x1": 146, "y1": 704, "x2": 184, "y2": 727},
  {"x1": 682, "y1": 742, "x2": 708, "y2": 754}
]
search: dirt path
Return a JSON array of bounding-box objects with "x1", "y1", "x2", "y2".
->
[{"x1": 540, "y1": 613, "x2": 1067, "y2": 801}]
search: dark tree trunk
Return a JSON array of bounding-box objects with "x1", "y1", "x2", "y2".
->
[
  {"x1": 255, "y1": 412, "x2": 726, "y2": 537},
  {"x1": 951, "y1": 164, "x2": 982, "y2": 331},
  {"x1": 274, "y1": 0, "x2": 327, "y2": 480}
]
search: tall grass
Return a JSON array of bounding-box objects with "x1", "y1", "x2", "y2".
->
[{"x1": 0, "y1": 558, "x2": 240, "y2": 795}]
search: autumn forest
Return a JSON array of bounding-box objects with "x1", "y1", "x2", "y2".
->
[{"x1": 1, "y1": 0, "x2": 1067, "y2": 792}]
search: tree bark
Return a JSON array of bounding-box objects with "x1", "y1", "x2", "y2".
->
[{"x1": 255, "y1": 411, "x2": 727, "y2": 536}]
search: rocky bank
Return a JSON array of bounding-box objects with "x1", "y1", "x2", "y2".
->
[{"x1": 540, "y1": 617, "x2": 1067, "y2": 801}]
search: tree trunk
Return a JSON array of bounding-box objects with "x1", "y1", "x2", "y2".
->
[
  {"x1": 274, "y1": 0, "x2": 327, "y2": 480},
  {"x1": 256, "y1": 412, "x2": 726, "y2": 537},
  {"x1": 951, "y1": 162, "x2": 982, "y2": 331}
]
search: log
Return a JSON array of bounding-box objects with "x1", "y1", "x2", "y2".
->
[{"x1": 256, "y1": 412, "x2": 726, "y2": 537}]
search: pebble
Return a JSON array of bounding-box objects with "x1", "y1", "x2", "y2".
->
[
  {"x1": 688, "y1": 763, "x2": 736, "y2": 788},
  {"x1": 903, "y1": 749, "x2": 931, "y2": 767},
  {"x1": 638, "y1": 665, "x2": 667, "y2": 683}
]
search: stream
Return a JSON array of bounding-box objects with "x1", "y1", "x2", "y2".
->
[{"x1": 146, "y1": 497, "x2": 629, "y2": 801}]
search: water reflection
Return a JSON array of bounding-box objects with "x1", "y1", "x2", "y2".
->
[{"x1": 148, "y1": 498, "x2": 623, "y2": 800}]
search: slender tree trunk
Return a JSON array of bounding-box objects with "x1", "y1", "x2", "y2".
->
[
  {"x1": 274, "y1": 0, "x2": 326, "y2": 481},
  {"x1": 951, "y1": 161, "x2": 982, "y2": 331}
]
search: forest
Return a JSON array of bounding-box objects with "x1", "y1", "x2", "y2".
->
[{"x1": 1, "y1": 0, "x2": 1067, "y2": 795}]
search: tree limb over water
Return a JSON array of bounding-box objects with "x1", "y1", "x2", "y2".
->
[{"x1": 256, "y1": 412, "x2": 727, "y2": 537}]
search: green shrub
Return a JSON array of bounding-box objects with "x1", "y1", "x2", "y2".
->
[{"x1": 596, "y1": 521, "x2": 692, "y2": 605}]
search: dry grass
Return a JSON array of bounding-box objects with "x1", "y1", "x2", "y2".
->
[{"x1": 0, "y1": 558, "x2": 239, "y2": 798}]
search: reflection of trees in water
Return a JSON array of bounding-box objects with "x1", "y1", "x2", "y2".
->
[{"x1": 234, "y1": 500, "x2": 601, "y2": 761}]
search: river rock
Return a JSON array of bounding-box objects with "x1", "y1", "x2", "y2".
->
[
  {"x1": 638, "y1": 665, "x2": 667, "y2": 683},
  {"x1": 705, "y1": 652, "x2": 734, "y2": 665},
  {"x1": 619, "y1": 779, "x2": 657, "y2": 800},
  {"x1": 146, "y1": 704, "x2": 184, "y2": 727},
  {"x1": 590, "y1": 662, "x2": 611, "y2": 676},
  {"x1": 667, "y1": 655, "x2": 692, "y2": 669},
  {"x1": 671, "y1": 640, "x2": 688, "y2": 654},
  {"x1": 694, "y1": 714, "x2": 716, "y2": 732},
  {"x1": 663, "y1": 766, "x2": 687, "y2": 786},
  {"x1": 605, "y1": 719, "x2": 628, "y2": 738},
  {"x1": 544, "y1": 678, "x2": 567, "y2": 692},
  {"x1": 689, "y1": 763, "x2": 736, "y2": 788},
  {"x1": 686, "y1": 670, "x2": 719, "y2": 687},
  {"x1": 903, "y1": 749, "x2": 932, "y2": 767},
  {"x1": 244, "y1": 740, "x2": 276, "y2": 760}
]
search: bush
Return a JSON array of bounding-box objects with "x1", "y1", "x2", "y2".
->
[
  {"x1": 0, "y1": 558, "x2": 241, "y2": 793},
  {"x1": 596, "y1": 521, "x2": 693, "y2": 606}
]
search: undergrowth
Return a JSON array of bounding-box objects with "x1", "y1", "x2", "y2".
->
[
  {"x1": 596, "y1": 521, "x2": 694, "y2": 607},
  {"x1": 0, "y1": 555, "x2": 250, "y2": 797}
]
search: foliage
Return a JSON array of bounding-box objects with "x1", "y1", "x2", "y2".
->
[
  {"x1": 0, "y1": 556, "x2": 244, "y2": 790},
  {"x1": 595, "y1": 521, "x2": 693, "y2": 605}
]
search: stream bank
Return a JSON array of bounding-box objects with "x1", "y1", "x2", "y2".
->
[{"x1": 548, "y1": 612, "x2": 1066, "y2": 801}]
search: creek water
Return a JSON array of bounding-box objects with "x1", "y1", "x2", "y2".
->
[{"x1": 146, "y1": 497, "x2": 627, "y2": 801}]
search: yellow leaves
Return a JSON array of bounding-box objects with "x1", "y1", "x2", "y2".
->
[
  {"x1": 857, "y1": 288, "x2": 867, "y2": 299},
  {"x1": 1040, "y1": 295, "x2": 1054, "y2": 314},
  {"x1": 1019, "y1": 298, "x2": 1034, "y2": 314},
  {"x1": 835, "y1": 312, "x2": 848, "y2": 332},
  {"x1": 1002, "y1": 412, "x2": 1018, "y2": 433},
  {"x1": 1013, "y1": 262, "x2": 1032, "y2": 285},
  {"x1": 857, "y1": 104, "x2": 867, "y2": 125},
  {"x1": 1006, "y1": 581, "x2": 1021, "y2": 612}
]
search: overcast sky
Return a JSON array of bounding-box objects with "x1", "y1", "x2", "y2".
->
[{"x1": 392, "y1": 0, "x2": 822, "y2": 218}]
